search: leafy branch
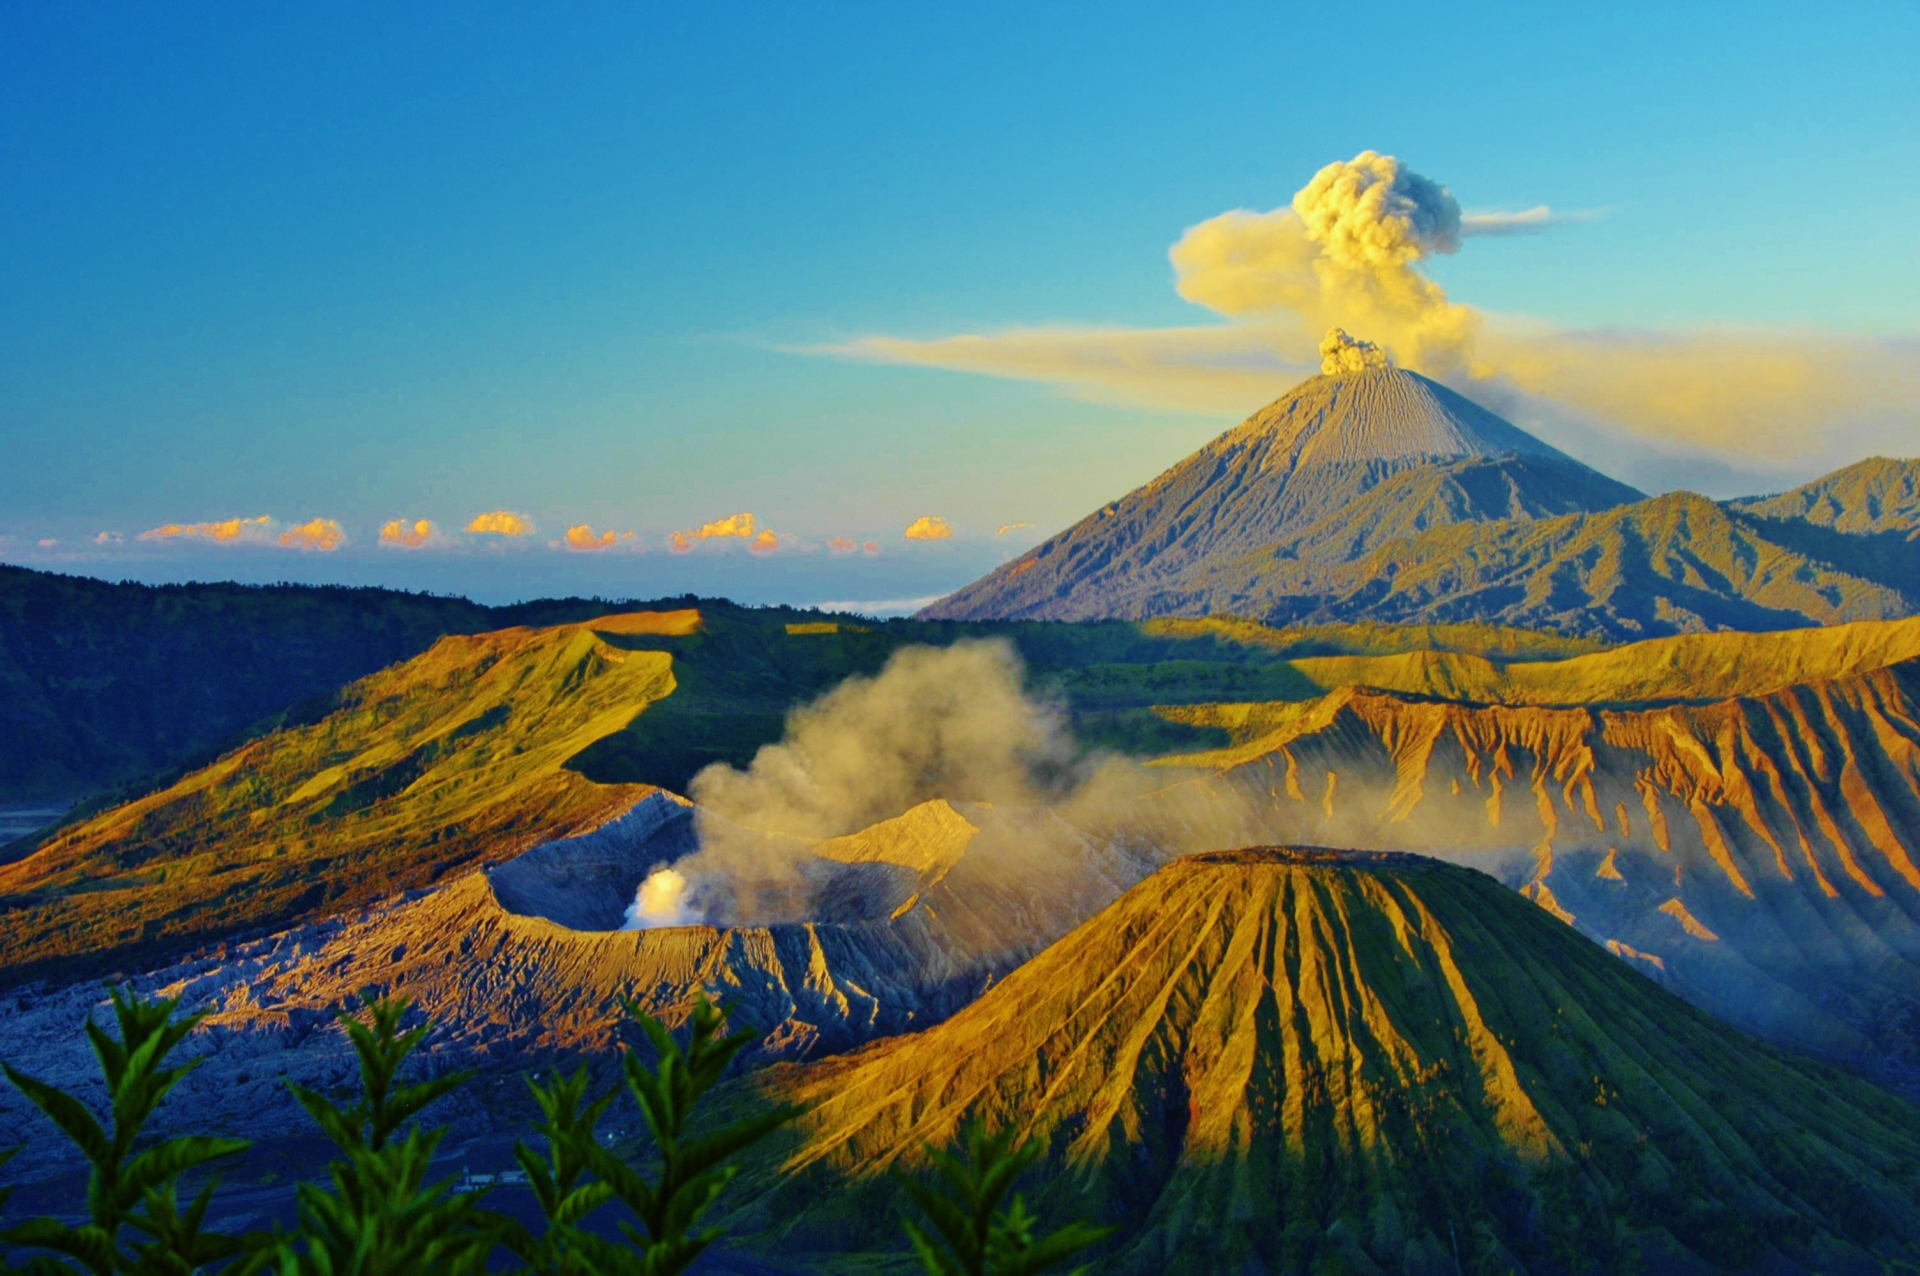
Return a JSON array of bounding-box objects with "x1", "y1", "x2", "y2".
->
[{"x1": 898, "y1": 1123, "x2": 1110, "y2": 1276}]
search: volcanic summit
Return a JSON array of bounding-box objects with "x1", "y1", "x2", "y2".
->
[{"x1": 923, "y1": 329, "x2": 1644, "y2": 622}]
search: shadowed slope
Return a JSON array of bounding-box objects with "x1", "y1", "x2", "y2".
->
[
  {"x1": 725, "y1": 850, "x2": 1920, "y2": 1274},
  {"x1": 924, "y1": 366, "x2": 1642, "y2": 622}
]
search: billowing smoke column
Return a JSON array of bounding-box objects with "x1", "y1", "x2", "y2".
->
[
  {"x1": 1171, "y1": 149, "x2": 1479, "y2": 376},
  {"x1": 611, "y1": 637, "x2": 1549, "y2": 935},
  {"x1": 1320, "y1": 328, "x2": 1391, "y2": 376}
]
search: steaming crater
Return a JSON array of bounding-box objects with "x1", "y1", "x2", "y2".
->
[
  {"x1": 485, "y1": 791, "x2": 699, "y2": 930},
  {"x1": 484, "y1": 789, "x2": 1163, "y2": 982},
  {"x1": 483, "y1": 792, "x2": 982, "y2": 934}
]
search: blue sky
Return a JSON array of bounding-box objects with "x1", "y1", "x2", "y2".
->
[{"x1": 2, "y1": 2, "x2": 1914, "y2": 606}]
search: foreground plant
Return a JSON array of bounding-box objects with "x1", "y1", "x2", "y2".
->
[
  {"x1": 272, "y1": 995, "x2": 508, "y2": 1275},
  {"x1": 509, "y1": 995, "x2": 798, "y2": 1276},
  {"x1": 898, "y1": 1123, "x2": 1109, "y2": 1276},
  {"x1": 0, "y1": 987, "x2": 262, "y2": 1274}
]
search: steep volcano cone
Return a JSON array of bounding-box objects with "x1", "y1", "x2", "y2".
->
[
  {"x1": 726, "y1": 849, "x2": 1920, "y2": 1273},
  {"x1": 924, "y1": 345, "x2": 1644, "y2": 622}
]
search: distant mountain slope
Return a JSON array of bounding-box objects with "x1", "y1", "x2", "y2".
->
[
  {"x1": 1735, "y1": 456, "x2": 1920, "y2": 533},
  {"x1": 0, "y1": 566, "x2": 687, "y2": 805},
  {"x1": 0, "y1": 567, "x2": 493, "y2": 803},
  {"x1": 726, "y1": 850, "x2": 1920, "y2": 1273},
  {"x1": 1254, "y1": 491, "x2": 1915, "y2": 639},
  {"x1": 1726, "y1": 457, "x2": 1920, "y2": 603},
  {"x1": 1155, "y1": 652, "x2": 1920, "y2": 1075},
  {"x1": 924, "y1": 359, "x2": 1643, "y2": 622}
]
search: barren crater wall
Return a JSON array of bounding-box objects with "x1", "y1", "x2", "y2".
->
[{"x1": 486, "y1": 791, "x2": 698, "y2": 929}]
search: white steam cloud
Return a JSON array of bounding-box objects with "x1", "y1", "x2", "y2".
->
[{"x1": 621, "y1": 868, "x2": 698, "y2": 929}]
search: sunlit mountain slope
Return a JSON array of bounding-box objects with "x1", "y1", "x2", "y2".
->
[
  {"x1": 1728, "y1": 457, "x2": 1920, "y2": 604},
  {"x1": 1155, "y1": 656, "x2": 1920, "y2": 1072},
  {"x1": 1255, "y1": 490, "x2": 1913, "y2": 638},
  {"x1": 0, "y1": 791, "x2": 1153, "y2": 1173},
  {"x1": 726, "y1": 850, "x2": 1920, "y2": 1274},
  {"x1": 0, "y1": 612, "x2": 696, "y2": 982},
  {"x1": 0, "y1": 567, "x2": 502, "y2": 804},
  {"x1": 1736, "y1": 457, "x2": 1920, "y2": 534}
]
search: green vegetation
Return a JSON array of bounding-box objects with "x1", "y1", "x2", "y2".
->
[
  {"x1": 1252, "y1": 490, "x2": 1915, "y2": 638},
  {"x1": 0, "y1": 565, "x2": 661, "y2": 807},
  {"x1": 0, "y1": 988, "x2": 257, "y2": 1273},
  {"x1": 897, "y1": 1125, "x2": 1108, "y2": 1276},
  {"x1": 0, "y1": 992, "x2": 1109, "y2": 1276}
]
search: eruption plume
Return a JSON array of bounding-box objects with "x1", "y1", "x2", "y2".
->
[
  {"x1": 1319, "y1": 328, "x2": 1391, "y2": 375},
  {"x1": 830, "y1": 149, "x2": 1918, "y2": 465}
]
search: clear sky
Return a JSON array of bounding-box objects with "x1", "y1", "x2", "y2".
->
[{"x1": 2, "y1": 1, "x2": 1915, "y2": 607}]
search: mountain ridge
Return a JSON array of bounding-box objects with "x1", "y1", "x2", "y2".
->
[{"x1": 923, "y1": 362, "x2": 1919, "y2": 635}]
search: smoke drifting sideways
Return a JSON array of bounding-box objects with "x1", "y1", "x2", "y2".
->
[
  {"x1": 840, "y1": 149, "x2": 1919, "y2": 467},
  {"x1": 617, "y1": 640, "x2": 1288, "y2": 933},
  {"x1": 1171, "y1": 149, "x2": 1914, "y2": 460}
]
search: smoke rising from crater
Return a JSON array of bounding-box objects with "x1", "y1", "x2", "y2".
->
[
  {"x1": 618, "y1": 640, "x2": 1572, "y2": 933},
  {"x1": 831, "y1": 149, "x2": 1917, "y2": 465},
  {"x1": 695, "y1": 640, "x2": 1077, "y2": 841},
  {"x1": 625, "y1": 640, "x2": 1286, "y2": 930}
]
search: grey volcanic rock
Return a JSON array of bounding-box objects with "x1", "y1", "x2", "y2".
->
[{"x1": 924, "y1": 364, "x2": 1643, "y2": 622}]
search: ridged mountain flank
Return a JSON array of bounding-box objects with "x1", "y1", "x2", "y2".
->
[
  {"x1": 724, "y1": 849, "x2": 1920, "y2": 1274},
  {"x1": 1735, "y1": 457, "x2": 1920, "y2": 535},
  {"x1": 923, "y1": 335, "x2": 1644, "y2": 622}
]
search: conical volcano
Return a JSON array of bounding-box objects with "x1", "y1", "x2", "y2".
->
[
  {"x1": 724, "y1": 848, "x2": 1920, "y2": 1274},
  {"x1": 924, "y1": 336, "x2": 1643, "y2": 621}
]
